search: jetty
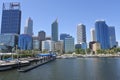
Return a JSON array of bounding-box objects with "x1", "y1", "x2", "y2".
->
[{"x1": 18, "y1": 53, "x2": 56, "y2": 72}]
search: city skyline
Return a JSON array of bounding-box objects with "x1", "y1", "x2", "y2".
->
[{"x1": 0, "y1": 0, "x2": 120, "y2": 44}]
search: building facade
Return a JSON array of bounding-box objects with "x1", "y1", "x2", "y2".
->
[
  {"x1": 75, "y1": 44, "x2": 81, "y2": 49},
  {"x1": 77, "y1": 24, "x2": 86, "y2": 44},
  {"x1": 42, "y1": 40, "x2": 54, "y2": 52},
  {"x1": 54, "y1": 41, "x2": 63, "y2": 54},
  {"x1": 95, "y1": 20, "x2": 110, "y2": 49},
  {"x1": 51, "y1": 19, "x2": 58, "y2": 42},
  {"x1": 18, "y1": 34, "x2": 33, "y2": 50},
  {"x1": 24, "y1": 17, "x2": 33, "y2": 36},
  {"x1": 60, "y1": 33, "x2": 70, "y2": 41},
  {"x1": 64, "y1": 37, "x2": 74, "y2": 53},
  {"x1": 38, "y1": 31, "x2": 46, "y2": 41},
  {"x1": 45, "y1": 36, "x2": 51, "y2": 40},
  {"x1": 38, "y1": 31, "x2": 46, "y2": 50},
  {"x1": 0, "y1": 34, "x2": 18, "y2": 52},
  {"x1": 109, "y1": 26, "x2": 116, "y2": 48},
  {"x1": 33, "y1": 40, "x2": 40, "y2": 50},
  {"x1": 92, "y1": 42, "x2": 101, "y2": 54},
  {"x1": 80, "y1": 42, "x2": 87, "y2": 49},
  {"x1": 89, "y1": 41, "x2": 96, "y2": 50},
  {"x1": 90, "y1": 28, "x2": 96, "y2": 41},
  {"x1": 1, "y1": 2, "x2": 21, "y2": 34},
  {"x1": 60, "y1": 33, "x2": 71, "y2": 52}
]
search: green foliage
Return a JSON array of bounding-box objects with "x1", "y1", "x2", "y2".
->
[
  {"x1": 86, "y1": 48, "x2": 91, "y2": 54},
  {"x1": 42, "y1": 49, "x2": 49, "y2": 53},
  {"x1": 96, "y1": 49, "x2": 106, "y2": 54},
  {"x1": 75, "y1": 49, "x2": 85, "y2": 54},
  {"x1": 96, "y1": 48, "x2": 120, "y2": 54}
]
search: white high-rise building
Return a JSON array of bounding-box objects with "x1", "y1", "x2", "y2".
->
[
  {"x1": 77, "y1": 24, "x2": 86, "y2": 44},
  {"x1": 90, "y1": 28, "x2": 96, "y2": 41},
  {"x1": 24, "y1": 17, "x2": 33, "y2": 36}
]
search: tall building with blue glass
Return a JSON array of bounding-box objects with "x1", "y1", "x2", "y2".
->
[
  {"x1": 1, "y1": 2, "x2": 21, "y2": 34},
  {"x1": 60, "y1": 33, "x2": 70, "y2": 41},
  {"x1": 51, "y1": 19, "x2": 58, "y2": 42},
  {"x1": 95, "y1": 20, "x2": 110, "y2": 49},
  {"x1": 109, "y1": 26, "x2": 116, "y2": 48},
  {"x1": 18, "y1": 34, "x2": 33, "y2": 50}
]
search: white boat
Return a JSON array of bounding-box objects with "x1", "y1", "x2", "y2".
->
[{"x1": 0, "y1": 60, "x2": 16, "y2": 71}]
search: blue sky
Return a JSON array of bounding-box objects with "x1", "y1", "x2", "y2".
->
[{"x1": 0, "y1": 0, "x2": 120, "y2": 44}]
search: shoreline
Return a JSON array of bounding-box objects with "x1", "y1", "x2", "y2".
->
[{"x1": 56, "y1": 54, "x2": 120, "y2": 59}]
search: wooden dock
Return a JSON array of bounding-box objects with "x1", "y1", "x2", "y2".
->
[{"x1": 17, "y1": 58, "x2": 56, "y2": 72}]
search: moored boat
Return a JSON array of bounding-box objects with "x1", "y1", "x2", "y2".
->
[{"x1": 0, "y1": 60, "x2": 17, "y2": 71}]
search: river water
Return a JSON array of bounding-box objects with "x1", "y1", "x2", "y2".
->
[{"x1": 0, "y1": 58, "x2": 120, "y2": 80}]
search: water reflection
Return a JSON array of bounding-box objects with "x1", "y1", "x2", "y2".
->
[{"x1": 0, "y1": 58, "x2": 120, "y2": 80}]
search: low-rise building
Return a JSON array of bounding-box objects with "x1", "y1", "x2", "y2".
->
[
  {"x1": 93, "y1": 42, "x2": 101, "y2": 53},
  {"x1": 18, "y1": 34, "x2": 33, "y2": 50},
  {"x1": 64, "y1": 37, "x2": 74, "y2": 53},
  {"x1": 33, "y1": 40, "x2": 40, "y2": 50},
  {"x1": 0, "y1": 34, "x2": 18, "y2": 52},
  {"x1": 42, "y1": 40, "x2": 54, "y2": 52},
  {"x1": 54, "y1": 41, "x2": 63, "y2": 54}
]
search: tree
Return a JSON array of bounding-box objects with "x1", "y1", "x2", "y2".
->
[
  {"x1": 86, "y1": 48, "x2": 91, "y2": 54},
  {"x1": 75, "y1": 49, "x2": 80, "y2": 54},
  {"x1": 96, "y1": 49, "x2": 102, "y2": 54},
  {"x1": 75, "y1": 49, "x2": 85, "y2": 54}
]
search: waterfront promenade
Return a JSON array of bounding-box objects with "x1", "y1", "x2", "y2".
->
[{"x1": 57, "y1": 53, "x2": 120, "y2": 59}]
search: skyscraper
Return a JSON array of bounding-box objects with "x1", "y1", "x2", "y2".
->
[
  {"x1": 24, "y1": 17, "x2": 33, "y2": 36},
  {"x1": 90, "y1": 28, "x2": 96, "y2": 41},
  {"x1": 38, "y1": 31, "x2": 46, "y2": 50},
  {"x1": 95, "y1": 20, "x2": 110, "y2": 49},
  {"x1": 1, "y1": 2, "x2": 21, "y2": 34},
  {"x1": 109, "y1": 26, "x2": 116, "y2": 48},
  {"x1": 77, "y1": 24, "x2": 86, "y2": 44},
  {"x1": 51, "y1": 19, "x2": 58, "y2": 42}
]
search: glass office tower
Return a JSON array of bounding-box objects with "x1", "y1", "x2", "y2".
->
[
  {"x1": 51, "y1": 19, "x2": 58, "y2": 42},
  {"x1": 95, "y1": 20, "x2": 110, "y2": 49},
  {"x1": 1, "y1": 2, "x2": 21, "y2": 34},
  {"x1": 109, "y1": 26, "x2": 116, "y2": 48}
]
